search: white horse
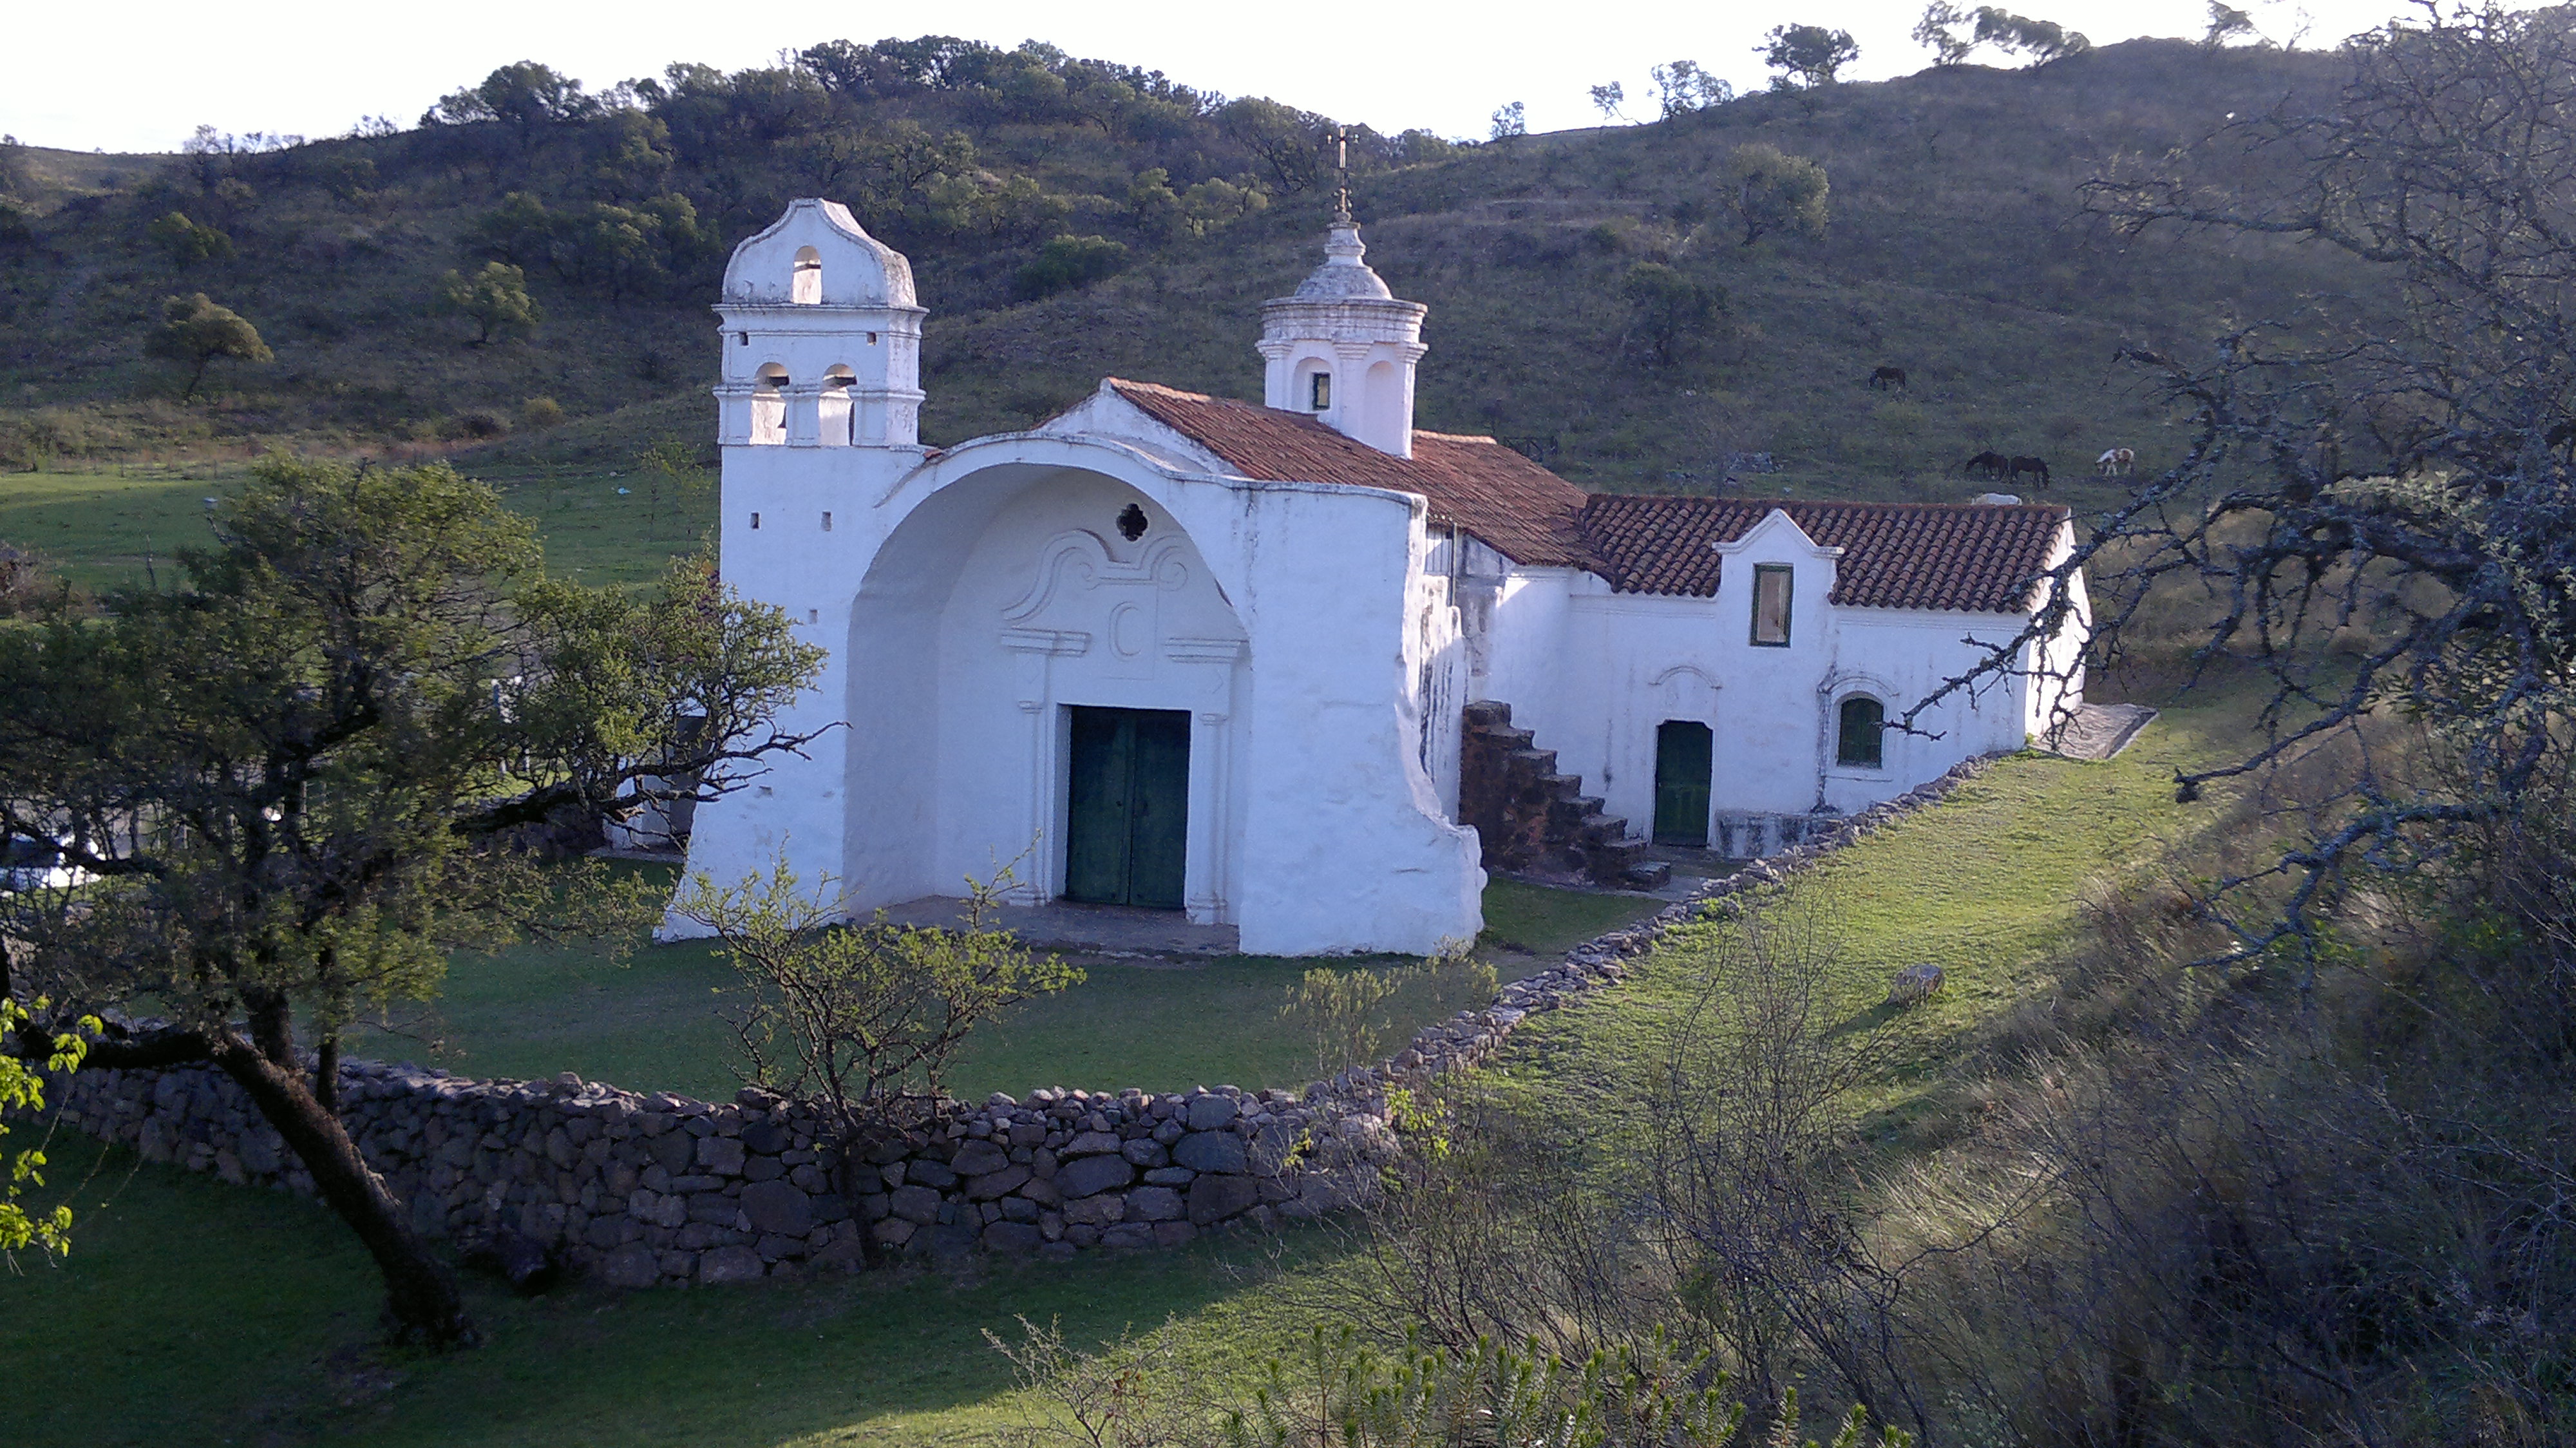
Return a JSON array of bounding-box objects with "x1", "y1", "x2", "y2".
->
[{"x1": 2096, "y1": 447, "x2": 2135, "y2": 477}]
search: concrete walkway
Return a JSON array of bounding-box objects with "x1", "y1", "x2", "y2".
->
[{"x1": 878, "y1": 895, "x2": 1242, "y2": 957}]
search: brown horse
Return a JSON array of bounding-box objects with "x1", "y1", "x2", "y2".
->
[
  {"x1": 1870, "y1": 365, "x2": 1908, "y2": 392},
  {"x1": 2009, "y1": 455, "x2": 2051, "y2": 490},
  {"x1": 1963, "y1": 450, "x2": 2009, "y2": 480}
]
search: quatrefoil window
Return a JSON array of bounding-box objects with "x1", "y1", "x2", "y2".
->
[{"x1": 1115, "y1": 503, "x2": 1149, "y2": 542}]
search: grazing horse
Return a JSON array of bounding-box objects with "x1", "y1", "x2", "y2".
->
[
  {"x1": 1963, "y1": 450, "x2": 2009, "y2": 480},
  {"x1": 1869, "y1": 365, "x2": 1908, "y2": 392},
  {"x1": 2009, "y1": 455, "x2": 2051, "y2": 490},
  {"x1": 2096, "y1": 447, "x2": 2134, "y2": 477}
]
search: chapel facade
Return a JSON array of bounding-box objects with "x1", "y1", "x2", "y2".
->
[{"x1": 669, "y1": 198, "x2": 2088, "y2": 956}]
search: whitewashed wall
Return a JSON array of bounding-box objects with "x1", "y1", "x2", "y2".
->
[{"x1": 1457, "y1": 509, "x2": 2078, "y2": 850}]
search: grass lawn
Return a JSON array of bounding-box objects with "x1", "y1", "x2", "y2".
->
[
  {"x1": 1, "y1": 463, "x2": 706, "y2": 591},
  {"x1": 4, "y1": 1132, "x2": 1319, "y2": 1448},
  {"x1": 1490, "y1": 689, "x2": 2260, "y2": 1147},
  {"x1": 346, "y1": 874, "x2": 1663, "y2": 1103},
  {"x1": 0, "y1": 466, "x2": 245, "y2": 590}
]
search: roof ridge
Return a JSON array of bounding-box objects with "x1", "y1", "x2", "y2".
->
[
  {"x1": 1414, "y1": 429, "x2": 1502, "y2": 444},
  {"x1": 1584, "y1": 491, "x2": 2070, "y2": 517},
  {"x1": 1106, "y1": 377, "x2": 1217, "y2": 401}
]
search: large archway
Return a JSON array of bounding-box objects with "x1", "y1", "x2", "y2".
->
[{"x1": 841, "y1": 461, "x2": 1250, "y2": 923}]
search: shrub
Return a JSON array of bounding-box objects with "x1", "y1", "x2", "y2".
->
[
  {"x1": 450, "y1": 408, "x2": 511, "y2": 439},
  {"x1": 145, "y1": 211, "x2": 232, "y2": 267},
  {"x1": 1012, "y1": 234, "x2": 1129, "y2": 300},
  {"x1": 520, "y1": 395, "x2": 564, "y2": 428}
]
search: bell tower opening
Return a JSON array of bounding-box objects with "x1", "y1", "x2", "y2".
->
[{"x1": 791, "y1": 246, "x2": 822, "y2": 305}]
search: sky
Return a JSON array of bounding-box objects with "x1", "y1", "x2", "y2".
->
[{"x1": 5, "y1": 0, "x2": 2431, "y2": 156}]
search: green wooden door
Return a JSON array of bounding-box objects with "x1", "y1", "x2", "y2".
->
[
  {"x1": 1653, "y1": 719, "x2": 1713, "y2": 847},
  {"x1": 1064, "y1": 707, "x2": 1191, "y2": 908}
]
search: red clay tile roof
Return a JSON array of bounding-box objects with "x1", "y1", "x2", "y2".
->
[
  {"x1": 1107, "y1": 381, "x2": 1595, "y2": 568},
  {"x1": 1579, "y1": 495, "x2": 2070, "y2": 612},
  {"x1": 1104, "y1": 381, "x2": 2065, "y2": 614}
]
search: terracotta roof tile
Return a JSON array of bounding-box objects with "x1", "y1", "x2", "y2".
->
[
  {"x1": 1104, "y1": 381, "x2": 2064, "y2": 614},
  {"x1": 1107, "y1": 381, "x2": 1595, "y2": 568},
  {"x1": 1579, "y1": 495, "x2": 2069, "y2": 613}
]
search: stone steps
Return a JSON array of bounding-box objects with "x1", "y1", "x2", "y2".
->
[{"x1": 1459, "y1": 700, "x2": 1665, "y2": 890}]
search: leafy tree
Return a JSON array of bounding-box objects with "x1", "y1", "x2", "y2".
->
[
  {"x1": 1759, "y1": 24, "x2": 1860, "y2": 91},
  {"x1": 426, "y1": 61, "x2": 601, "y2": 150},
  {"x1": 798, "y1": 38, "x2": 897, "y2": 99},
  {"x1": 1128, "y1": 167, "x2": 1190, "y2": 240},
  {"x1": 0, "y1": 997, "x2": 91, "y2": 1264},
  {"x1": 1131, "y1": 168, "x2": 1269, "y2": 242},
  {"x1": 1392, "y1": 129, "x2": 1461, "y2": 166},
  {"x1": 436, "y1": 261, "x2": 542, "y2": 345},
  {"x1": 1014, "y1": 234, "x2": 1129, "y2": 300},
  {"x1": 0, "y1": 456, "x2": 825, "y2": 1343},
  {"x1": 582, "y1": 110, "x2": 673, "y2": 201},
  {"x1": 1718, "y1": 144, "x2": 1830, "y2": 247},
  {"x1": 143, "y1": 292, "x2": 270, "y2": 402},
  {"x1": 1624, "y1": 262, "x2": 1727, "y2": 367},
  {"x1": 1913, "y1": 2, "x2": 1978, "y2": 64},
  {"x1": 672, "y1": 859, "x2": 1079, "y2": 1165},
  {"x1": 146, "y1": 210, "x2": 232, "y2": 267},
  {"x1": 632, "y1": 435, "x2": 712, "y2": 538},
  {"x1": 1490, "y1": 100, "x2": 1529, "y2": 140},
  {"x1": 2204, "y1": 1, "x2": 2258, "y2": 45},
  {"x1": 1591, "y1": 82, "x2": 1631, "y2": 123},
  {"x1": 1971, "y1": 8, "x2": 2092, "y2": 66},
  {"x1": 467, "y1": 191, "x2": 706, "y2": 300},
  {"x1": 1221, "y1": 97, "x2": 1331, "y2": 191},
  {"x1": 1649, "y1": 61, "x2": 1736, "y2": 119}
]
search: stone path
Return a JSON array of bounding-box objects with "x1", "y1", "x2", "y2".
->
[
  {"x1": 879, "y1": 896, "x2": 1242, "y2": 957},
  {"x1": 2042, "y1": 702, "x2": 2160, "y2": 761}
]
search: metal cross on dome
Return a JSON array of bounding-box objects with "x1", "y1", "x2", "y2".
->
[{"x1": 1331, "y1": 126, "x2": 1351, "y2": 222}]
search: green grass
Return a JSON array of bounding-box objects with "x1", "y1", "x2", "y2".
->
[
  {"x1": 12, "y1": 698, "x2": 2247, "y2": 1446},
  {"x1": 4, "y1": 1132, "x2": 1316, "y2": 1448},
  {"x1": 1, "y1": 463, "x2": 710, "y2": 591},
  {"x1": 1490, "y1": 691, "x2": 2259, "y2": 1143},
  {"x1": 348, "y1": 873, "x2": 1663, "y2": 1103},
  {"x1": 0, "y1": 466, "x2": 245, "y2": 589}
]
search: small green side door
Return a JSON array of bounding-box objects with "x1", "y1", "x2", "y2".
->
[
  {"x1": 1064, "y1": 707, "x2": 1191, "y2": 909},
  {"x1": 1653, "y1": 719, "x2": 1713, "y2": 847}
]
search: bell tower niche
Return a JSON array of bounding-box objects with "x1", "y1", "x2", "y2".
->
[{"x1": 713, "y1": 198, "x2": 927, "y2": 452}]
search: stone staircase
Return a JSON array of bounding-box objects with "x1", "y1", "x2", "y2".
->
[{"x1": 1458, "y1": 700, "x2": 1671, "y2": 891}]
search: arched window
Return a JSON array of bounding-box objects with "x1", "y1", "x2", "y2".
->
[
  {"x1": 750, "y1": 364, "x2": 788, "y2": 445},
  {"x1": 1836, "y1": 695, "x2": 1885, "y2": 769},
  {"x1": 791, "y1": 246, "x2": 822, "y2": 305}
]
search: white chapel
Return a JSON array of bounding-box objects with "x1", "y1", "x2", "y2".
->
[{"x1": 668, "y1": 198, "x2": 2089, "y2": 956}]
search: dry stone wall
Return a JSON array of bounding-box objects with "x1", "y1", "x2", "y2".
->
[{"x1": 35, "y1": 754, "x2": 1996, "y2": 1288}]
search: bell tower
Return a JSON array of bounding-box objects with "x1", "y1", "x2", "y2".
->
[
  {"x1": 1256, "y1": 158, "x2": 1427, "y2": 457},
  {"x1": 712, "y1": 198, "x2": 927, "y2": 453}
]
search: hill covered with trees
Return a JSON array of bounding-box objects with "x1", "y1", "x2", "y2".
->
[{"x1": 0, "y1": 35, "x2": 2358, "y2": 506}]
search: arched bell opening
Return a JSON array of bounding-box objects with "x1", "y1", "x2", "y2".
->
[
  {"x1": 749, "y1": 364, "x2": 788, "y2": 446},
  {"x1": 819, "y1": 364, "x2": 856, "y2": 447}
]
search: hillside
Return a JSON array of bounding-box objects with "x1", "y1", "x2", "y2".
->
[{"x1": 0, "y1": 39, "x2": 2363, "y2": 510}]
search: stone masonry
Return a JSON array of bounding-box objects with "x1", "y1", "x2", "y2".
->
[{"x1": 32, "y1": 753, "x2": 2000, "y2": 1288}]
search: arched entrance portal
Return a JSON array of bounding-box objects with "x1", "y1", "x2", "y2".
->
[{"x1": 842, "y1": 463, "x2": 1250, "y2": 923}]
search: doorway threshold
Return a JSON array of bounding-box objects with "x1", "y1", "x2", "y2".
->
[{"x1": 878, "y1": 895, "x2": 1240, "y2": 958}]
